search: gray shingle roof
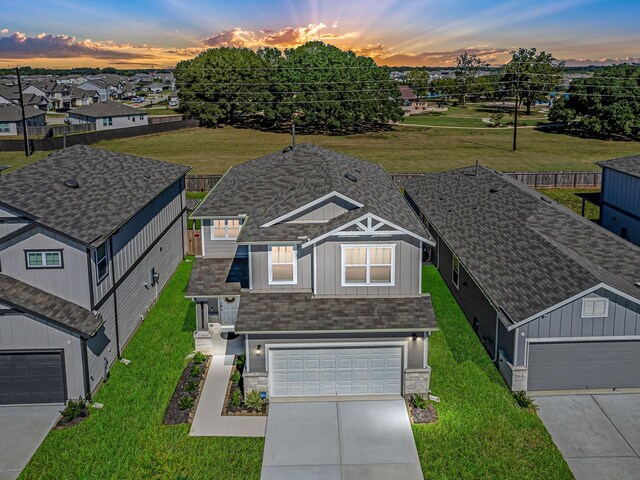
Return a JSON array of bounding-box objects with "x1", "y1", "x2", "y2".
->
[
  {"x1": 403, "y1": 166, "x2": 640, "y2": 324},
  {"x1": 70, "y1": 100, "x2": 147, "y2": 118},
  {"x1": 0, "y1": 274, "x2": 102, "y2": 337},
  {"x1": 193, "y1": 144, "x2": 430, "y2": 243},
  {"x1": 235, "y1": 292, "x2": 437, "y2": 333},
  {"x1": 598, "y1": 155, "x2": 640, "y2": 179},
  {"x1": 186, "y1": 257, "x2": 248, "y2": 297},
  {"x1": 0, "y1": 104, "x2": 45, "y2": 122},
  {"x1": 0, "y1": 145, "x2": 190, "y2": 246}
]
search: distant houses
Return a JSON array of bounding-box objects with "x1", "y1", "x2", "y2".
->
[
  {"x1": 0, "y1": 104, "x2": 46, "y2": 136},
  {"x1": 68, "y1": 101, "x2": 149, "y2": 130}
]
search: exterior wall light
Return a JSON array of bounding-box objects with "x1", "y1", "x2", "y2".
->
[
  {"x1": 411, "y1": 333, "x2": 417, "y2": 342},
  {"x1": 256, "y1": 344, "x2": 262, "y2": 355}
]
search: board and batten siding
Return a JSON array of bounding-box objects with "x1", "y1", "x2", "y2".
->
[
  {"x1": 87, "y1": 294, "x2": 116, "y2": 393},
  {"x1": 250, "y1": 244, "x2": 313, "y2": 291},
  {"x1": 246, "y1": 332, "x2": 425, "y2": 372},
  {"x1": 0, "y1": 227, "x2": 91, "y2": 309},
  {"x1": 601, "y1": 205, "x2": 639, "y2": 246},
  {"x1": 0, "y1": 205, "x2": 30, "y2": 239},
  {"x1": 284, "y1": 197, "x2": 354, "y2": 223},
  {"x1": 201, "y1": 219, "x2": 245, "y2": 258},
  {"x1": 0, "y1": 303, "x2": 86, "y2": 399},
  {"x1": 315, "y1": 235, "x2": 421, "y2": 296},
  {"x1": 601, "y1": 168, "x2": 640, "y2": 216},
  {"x1": 515, "y1": 288, "x2": 640, "y2": 365}
]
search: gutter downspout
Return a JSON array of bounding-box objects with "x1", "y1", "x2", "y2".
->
[
  {"x1": 80, "y1": 337, "x2": 92, "y2": 401},
  {"x1": 108, "y1": 236, "x2": 121, "y2": 359},
  {"x1": 493, "y1": 312, "x2": 499, "y2": 362}
]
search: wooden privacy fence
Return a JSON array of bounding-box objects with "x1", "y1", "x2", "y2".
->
[
  {"x1": 17, "y1": 123, "x2": 95, "y2": 137},
  {"x1": 186, "y1": 230, "x2": 202, "y2": 256},
  {"x1": 186, "y1": 175, "x2": 223, "y2": 192},
  {"x1": 148, "y1": 114, "x2": 183, "y2": 125},
  {"x1": 506, "y1": 171, "x2": 601, "y2": 188}
]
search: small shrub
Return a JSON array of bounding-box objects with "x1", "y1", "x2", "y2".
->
[
  {"x1": 230, "y1": 370, "x2": 241, "y2": 385},
  {"x1": 236, "y1": 353, "x2": 246, "y2": 370},
  {"x1": 185, "y1": 379, "x2": 199, "y2": 393},
  {"x1": 190, "y1": 365, "x2": 201, "y2": 378},
  {"x1": 61, "y1": 397, "x2": 86, "y2": 422},
  {"x1": 513, "y1": 391, "x2": 535, "y2": 409},
  {"x1": 244, "y1": 390, "x2": 264, "y2": 411},
  {"x1": 489, "y1": 112, "x2": 505, "y2": 127},
  {"x1": 193, "y1": 351, "x2": 206, "y2": 364},
  {"x1": 412, "y1": 394, "x2": 428, "y2": 410},
  {"x1": 178, "y1": 395, "x2": 194, "y2": 411},
  {"x1": 231, "y1": 389, "x2": 241, "y2": 407}
]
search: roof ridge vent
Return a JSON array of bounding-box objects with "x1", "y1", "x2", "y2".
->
[{"x1": 63, "y1": 179, "x2": 79, "y2": 189}]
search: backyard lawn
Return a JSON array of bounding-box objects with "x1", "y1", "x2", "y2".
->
[
  {"x1": 538, "y1": 188, "x2": 600, "y2": 220},
  {"x1": 22, "y1": 262, "x2": 571, "y2": 479},
  {"x1": 417, "y1": 266, "x2": 572, "y2": 479}
]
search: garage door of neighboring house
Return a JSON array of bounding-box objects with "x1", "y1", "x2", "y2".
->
[
  {"x1": 268, "y1": 346, "x2": 402, "y2": 397},
  {"x1": 0, "y1": 351, "x2": 66, "y2": 405},
  {"x1": 527, "y1": 341, "x2": 640, "y2": 392}
]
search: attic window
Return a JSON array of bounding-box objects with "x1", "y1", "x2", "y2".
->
[{"x1": 582, "y1": 297, "x2": 609, "y2": 318}]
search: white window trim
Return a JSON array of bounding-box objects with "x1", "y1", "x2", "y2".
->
[
  {"x1": 210, "y1": 218, "x2": 242, "y2": 241},
  {"x1": 452, "y1": 254, "x2": 460, "y2": 290},
  {"x1": 581, "y1": 297, "x2": 610, "y2": 318},
  {"x1": 26, "y1": 251, "x2": 62, "y2": 268},
  {"x1": 268, "y1": 245, "x2": 298, "y2": 285},
  {"x1": 340, "y1": 244, "x2": 396, "y2": 287},
  {"x1": 96, "y1": 244, "x2": 108, "y2": 283}
]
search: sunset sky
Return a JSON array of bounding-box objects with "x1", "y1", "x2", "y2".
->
[{"x1": 1, "y1": 0, "x2": 639, "y2": 69}]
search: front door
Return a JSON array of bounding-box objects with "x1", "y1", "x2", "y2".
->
[{"x1": 218, "y1": 297, "x2": 239, "y2": 329}]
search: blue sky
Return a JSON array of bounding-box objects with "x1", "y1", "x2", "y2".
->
[{"x1": 1, "y1": 0, "x2": 638, "y2": 68}]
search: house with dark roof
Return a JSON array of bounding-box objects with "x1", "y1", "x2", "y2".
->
[
  {"x1": 0, "y1": 104, "x2": 46, "y2": 136},
  {"x1": 188, "y1": 144, "x2": 437, "y2": 399},
  {"x1": 597, "y1": 156, "x2": 640, "y2": 247},
  {"x1": 68, "y1": 101, "x2": 148, "y2": 131},
  {"x1": 0, "y1": 145, "x2": 190, "y2": 405},
  {"x1": 403, "y1": 166, "x2": 640, "y2": 394}
]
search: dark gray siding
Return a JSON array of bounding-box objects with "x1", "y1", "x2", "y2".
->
[
  {"x1": 87, "y1": 295, "x2": 116, "y2": 392},
  {"x1": 315, "y1": 235, "x2": 421, "y2": 296},
  {"x1": 0, "y1": 304, "x2": 85, "y2": 399},
  {"x1": 515, "y1": 288, "x2": 640, "y2": 365},
  {"x1": 283, "y1": 197, "x2": 354, "y2": 223},
  {"x1": 0, "y1": 227, "x2": 91, "y2": 309},
  {"x1": 246, "y1": 332, "x2": 426, "y2": 372},
  {"x1": 601, "y1": 205, "x2": 639, "y2": 247},
  {"x1": 250, "y1": 244, "x2": 312, "y2": 292},
  {"x1": 601, "y1": 168, "x2": 640, "y2": 215}
]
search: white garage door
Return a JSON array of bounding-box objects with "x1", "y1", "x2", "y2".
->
[{"x1": 268, "y1": 346, "x2": 402, "y2": 397}]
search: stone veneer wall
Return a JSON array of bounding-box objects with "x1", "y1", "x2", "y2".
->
[
  {"x1": 498, "y1": 350, "x2": 528, "y2": 392},
  {"x1": 404, "y1": 367, "x2": 431, "y2": 395},
  {"x1": 243, "y1": 371, "x2": 268, "y2": 396}
]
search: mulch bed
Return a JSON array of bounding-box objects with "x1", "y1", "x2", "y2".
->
[
  {"x1": 407, "y1": 395, "x2": 439, "y2": 424},
  {"x1": 54, "y1": 408, "x2": 89, "y2": 429},
  {"x1": 163, "y1": 356, "x2": 210, "y2": 425},
  {"x1": 222, "y1": 357, "x2": 267, "y2": 416}
]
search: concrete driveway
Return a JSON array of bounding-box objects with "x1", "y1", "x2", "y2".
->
[
  {"x1": 0, "y1": 405, "x2": 61, "y2": 480},
  {"x1": 261, "y1": 399, "x2": 422, "y2": 480},
  {"x1": 535, "y1": 394, "x2": 640, "y2": 480}
]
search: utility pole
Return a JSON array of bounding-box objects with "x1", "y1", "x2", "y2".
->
[
  {"x1": 15, "y1": 66, "x2": 31, "y2": 157},
  {"x1": 512, "y1": 68, "x2": 519, "y2": 152}
]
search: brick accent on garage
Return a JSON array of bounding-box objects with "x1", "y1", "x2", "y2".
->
[
  {"x1": 244, "y1": 371, "x2": 268, "y2": 396},
  {"x1": 404, "y1": 367, "x2": 431, "y2": 395}
]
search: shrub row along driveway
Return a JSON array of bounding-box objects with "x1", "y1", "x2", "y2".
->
[{"x1": 21, "y1": 264, "x2": 571, "y2": 479}]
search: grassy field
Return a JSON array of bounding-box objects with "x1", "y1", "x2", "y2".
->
[
  {"x1": 22, "y1": 262, "x2": 570, "y2": 479},
  {"x1": 417, "y1": 266, "x2": 572, "y2": 479},
  {"x1": 538, "y1": 188, "x2": 601, "y2": 220}
]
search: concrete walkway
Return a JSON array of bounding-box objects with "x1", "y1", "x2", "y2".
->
[
  {"x1": 0, "y1": 404, "x2": 61, "y2": 480},
  {"x1": 190, "y1": 332, "x2": 266, "y2": 437},
  {"x1": 261, "y1": 399, "x2": 422, "y2": 480},
  {"x1": 535, "y1": 394, "x2": 640, "y2": 480}
]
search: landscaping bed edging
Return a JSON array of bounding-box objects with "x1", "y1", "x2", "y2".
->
[
  {"x1": 222, "y1": 356, "x2": 268, "y2": 416},
  {"x1": 163, "y1": 355, "x2": 211, "y2": 425},
  {"x1": 406, "y1": 394, "x2": 439, "y2": 425}
]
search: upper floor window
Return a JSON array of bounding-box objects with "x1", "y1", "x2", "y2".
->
[
  {"x1": 341, "y1": 245, "x2": 395, "y2": 287},
  {"x1": 96, "y1": 243, "x2": 108, "y2": 282},
  {"x1": 269, "y1": 245, "x2": 297, "y2": 284},
  {"x1": 211, "y1": 219, "x2": 241, "y2": 240},
  {"x1": 452, "y1": 255, "x2": 460, "y2": 289},
  {"x1": 26, "y1": 250, "x2": 62, "y2": 269},
  {"x1": 582, "y1": 297, "x2": 609, "y2": 318}
]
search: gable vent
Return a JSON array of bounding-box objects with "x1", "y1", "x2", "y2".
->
[
  {"x1": 63, "y1": 179, "x2": 79, "y2": 189},
  {"x1": 344, "y1": 173, "x2": 358, "y2": 182}
]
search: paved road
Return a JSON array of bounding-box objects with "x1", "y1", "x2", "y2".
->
[
  {"x1": 261, "y1": 399, "x2": 422, "y2": 480},
  {"x1": 0, "y1": 405, "x2": 61, "y2": 480},
  {"x1": 535, "y1": 394, "x2": 640, "y2": 480}
]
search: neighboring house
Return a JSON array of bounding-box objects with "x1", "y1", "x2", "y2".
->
[
  {"x1": 68, "y1": 101, "x2": 149, "y2": 130},
  {"x1": 187, "y1": 144, "x2": 437, "y2": 399},
  {"x1": 399, "y1": 85, "x2": 431, "y2": 115},
  {"x1": 0, "y1": 145, "x2": 190, "y2": 405},
  {"x1": 597, "y1": 156, "x2": 640, "y2": 247},
  {"x1": 77, "y1": 80, "x2": 110, "y2": 101},
  {"x1": 144, "y1": 82, "x2": 166, "y2": 94},
  {"x1": 403, "y1": 167, "x2": 640, "y2": 394},
  {"x1": 0, "y1": 104, "x2": 46, "y2": 135}
]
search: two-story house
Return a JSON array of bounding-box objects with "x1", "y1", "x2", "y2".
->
[
  {"x1": 187, "y1": 144, "x2": 437, "y2": 399},
  {"x1": 597, "y1": 156, "x2": 640, "y2": 247},
  {"x1": 0, "y1": 145, "x2": 190, "y2": 405}
]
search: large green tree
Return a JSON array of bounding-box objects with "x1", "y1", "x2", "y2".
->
[
  {"x1": 504, "y1": 48, "x2": 564, "y2": 115},
  {"x1": 455, "y1": 52, "x2": 489, "y2": 106},
  {"x1": 405, "y1": 69, "x2": 430, "y2": 99},
  {"x1": 175, "y1": 47, "x2": 271, "y2": 126},
  {"x1": 549, "y1": 64, "x2": 640, "y2": 139}
]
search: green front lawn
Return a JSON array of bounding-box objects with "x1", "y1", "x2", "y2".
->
[
  {"x1": 21, "y1": 259, "x2": 264, "y2": 480},
  {"x1": 416, "y1": 266, "x2": 571, "y2": 479},
  {"x1": 23, "y1": 262, "x2": 570, "y2": 479}
]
